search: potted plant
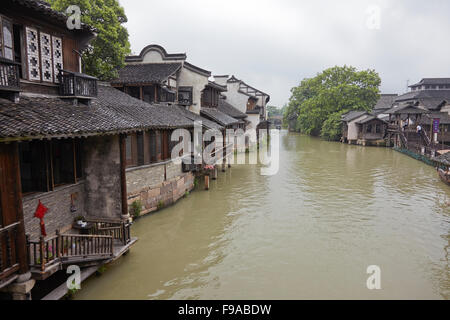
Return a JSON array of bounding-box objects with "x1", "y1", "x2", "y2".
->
[{"x1": 74, "y1": 215, "x2": 86, "y2": 225}]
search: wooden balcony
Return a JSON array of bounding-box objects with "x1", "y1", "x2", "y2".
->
[
  {"x1": 0, "y1": 222, "x2": 21, "y2": 288},
  {"x1": 27, "y1": 219, "x2": 135, "y2": 280},
  {"x1": 58, "y1": 70, "x2": 98, "y2": 98},
  {"x1": 0, "y1": 57, "x2": 20, "y2": 92}
]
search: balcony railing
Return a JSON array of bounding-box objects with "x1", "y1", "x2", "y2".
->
[
  {"x1": 58, "y1": 69, "x2": 98, "y2": 98},
  {"x1": 28, "y1": 232, "x2": 114, "y2": 272},
  {"x1": 0, "y1": 58, "x2": 20, "y2": 92},
  {"x1": 0, "y1": 222, "x2": 21, "y2": 283}
]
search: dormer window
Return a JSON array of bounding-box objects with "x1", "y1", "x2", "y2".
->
[{"x1": 178, "y1": 86, "x2": 193, "y2": 106}]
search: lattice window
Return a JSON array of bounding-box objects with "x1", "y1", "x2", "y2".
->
[
  {"x1": 25, "y1": 26, "x2": 40, "y2": 81},
  {"x1": 52, "y1": 36, "x2": 63, "y2": 83},
  {"x1": 40, "y1": 32, "x2": 53, "y2": 82}
]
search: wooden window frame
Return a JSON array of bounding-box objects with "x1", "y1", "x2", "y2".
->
[
  {"x1": 19, "y1": 139, "x2": 82, "y2": 195},
  {"x1": 136, "y1": 132, "x2": 145, "y2": 166},
  {"x1": 148, "y1": 130, "x2": 158, "y2": 164},
  {"x1": 0, "y1": 16, "x2": 15, "y2": 61},
  {"x1": 178, "y1": 86, "x2": 193, "y2": 106},
  {"x1": 125, "y1": 134, "x2": 138, "y2": 168}
]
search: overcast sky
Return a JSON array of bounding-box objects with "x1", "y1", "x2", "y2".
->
[{"x1": 120, "y1": 0, "x2": 450, "y2": 107}]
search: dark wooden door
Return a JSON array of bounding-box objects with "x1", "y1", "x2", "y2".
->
[
  {"x1": 0, "y1": 143, "x2": 28, "y2": 278},
  {"x1": 62, "y1": 37, "x2": 79, "y2": 73}
]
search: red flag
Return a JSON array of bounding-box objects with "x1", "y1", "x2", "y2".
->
[
  {"x1": 34, "y1": 200, "x2": 48, "y2": 219},
  {"x1": 34, "y1": 200, "x2": 48, "y2": 237}
]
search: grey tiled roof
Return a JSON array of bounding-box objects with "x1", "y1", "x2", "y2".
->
[
  {"x1": 374, "y1": 94, "x2": 398, "y2": 110},
  {"x1": 410, "y1": 78, "x2": 450, "y2": 87},
  {"x1": 218, "y1": 98, "x2": 247, "y2": 119},
  {"x1": 341, "y1": 111, "x2": 367, "y2": 122},
  {"x1": 385, "y1": 103, "x2": 430, "y2": 115},
  {"x1": 395, "y1": 90, "x2": 450, "y2": 110},
  {"x1": 94, "y1": 85, "x2": 194, "y2": 129},
  {"x1": 0, "y1": 84, "x2": 193, "y2": 141},
  {"x1": 169, "y1": 106, "x2": 224, "y2": 131},
  {"x1": 356, "y1": 115, "x2": 387, "y2": 125},
  {"x1": 200, "y1": 108, "x2": 240, "y2": 127},
  {"x1": 419, "y1": 112, "x2": 450, "y2": 125},
  {"x1": 111, "y1": 63, "x2": 182, "y2": 85},
  {"x1": 11, "y1": 0, "x2": 95, "y2": 32}
]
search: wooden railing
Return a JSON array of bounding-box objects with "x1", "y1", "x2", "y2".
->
[
  {"x1": 58, "y1": 69, "x2": 98, "y2": 98},
  {"x1": 0, "y1": 58, "x2": 20, "y2": 92},
  {"x1": 85, "y1": 218, "x2": 131, "y2": 246},
  {"x1": 27, "y1": 232, "x2": 113, "y2": 272},
  {"x1": 420, "y1": 130, "x2": 431, "y2": 146},
  {"x1": 0, "y1": 222, "x2": 21, "y2": 282}
]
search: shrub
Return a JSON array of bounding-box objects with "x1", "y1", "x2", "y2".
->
[{"x1": 130, "y1": 200, "x2": 142, "y2": 218}]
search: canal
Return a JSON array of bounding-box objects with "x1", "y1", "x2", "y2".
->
[{"x1": 75, "y1": 132, "x2": 450, "y2": 300}]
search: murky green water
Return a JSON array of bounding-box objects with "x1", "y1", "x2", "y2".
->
[{"x1": 75, "y1": 132, "x2": 449, "y2": 300}]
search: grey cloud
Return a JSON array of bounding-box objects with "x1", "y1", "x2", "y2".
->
[{"x1": 120, "y1": 0, "x2": 450, "y2": 107}]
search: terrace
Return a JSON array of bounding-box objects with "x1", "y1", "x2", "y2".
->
[{"x1": 27, "y1": 218, "x2": 136, "y2": 280}]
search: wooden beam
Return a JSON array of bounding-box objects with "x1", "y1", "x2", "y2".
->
[
  {"x1": 119, "y1": 134, "x2": 128, "y2": 218},
  {"x1": 73, "y1": 140, "x2": 77, "y2": 184},
  {"x1": 12, "y1": 143, "x2": 29, "y2": 274}
]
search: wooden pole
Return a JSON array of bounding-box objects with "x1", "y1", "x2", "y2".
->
[
  {"x1": 56, "y1": 229, "x2": 61, "y2": 258},
  {"x1": 204, "y1": 174, "x2": 210, "y2": 190},
  {"x1": 39, "y1": 236, "x2": 45, "y2": 272},
  {"x1": 119, "y1": 134, "x2": 129, "y2": 219},
  {"x1": 11, "y1": 142, "x2": 29, "y2": 274},
  {"x1": 222, "y1": 131, "x2": 226, "y2": 172}
]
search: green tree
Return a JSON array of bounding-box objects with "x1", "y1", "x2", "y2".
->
[
  {"x1": 267, "y1": 105, "x2": 282, "y2": 117},
  {"x1": 284, "y1": 66, "x2": 380, "y2": 140},
  {"x1": 46, "y1": 0, "x2": 130, "y2": 80}
]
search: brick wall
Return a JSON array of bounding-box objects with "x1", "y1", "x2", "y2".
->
[
  {"x1": 23, "y1": 182, "x2": 85, "y2": 240},
  {"x1": 126, "y1": 161, "x2": 194, "y2": 216},
  {"x1": 126, "y1": 164, "x2": 165, "y2": 195},
  {"x1": 22, "y1": 135, "x2": 126, "y2": 239}
]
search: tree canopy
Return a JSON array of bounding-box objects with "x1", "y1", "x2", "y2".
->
[
  {"x1": 267, "y1": 105, "x2": 283, "y2": 117},
  {"x1": 284, "y1": 66, "x2": 381, "y2": 141},
  {"x1": 46, "y1": 0, "x2": 131, "y2": 80}
]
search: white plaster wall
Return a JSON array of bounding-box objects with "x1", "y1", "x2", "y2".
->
[
  {"x1": 141, "y1": 50, "x2": 183, "y2": 64},
  {"x1": 213, "y1": 76, "x2": 229, "y2": 86},
  {"x1": 221, "y1": 82, "x2": 249, "y2": 114},
  {"x1": 246, "y1": 114, "x2": 260, "y2": 131},
  {"x1": 178, "y1": 66, "x2": 209, "y2": 115},
  {"x1": 347, "y1": 115, "x2": 368, "y2": 140}
]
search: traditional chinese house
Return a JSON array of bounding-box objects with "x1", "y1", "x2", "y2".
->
[
  {"x1": 0, "y1": 0, "x2": 190, "y2": 300},
  {"x1": 217, "y1": 96, "x2": 248, "y2": 131},
  {"x1": 114, "y1": 44, "x2": 210, "y2": 114},
  {"x1": 341, "y1": 94, "x2": 398, "y2": 146},
  {"x1": 385, "y1": 103, "x2": 431, "y2": 150},
  {"x1": 213, "y1": 75, "x2": 271, "y2": 133},
  {"x1": 112, "y1": 45, "x2": 243, "y2": 191}
]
